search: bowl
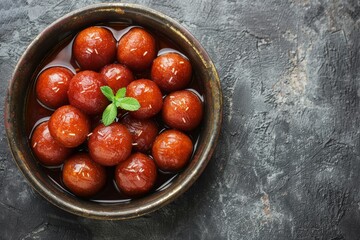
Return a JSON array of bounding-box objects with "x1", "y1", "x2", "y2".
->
[{"x1": 4, "y1": 3, "x2": 222, "y2": 220}]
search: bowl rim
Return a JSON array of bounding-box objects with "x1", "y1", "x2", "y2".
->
[{"x1": 4, "y1": 2, "x2": 222, "y2": 220}]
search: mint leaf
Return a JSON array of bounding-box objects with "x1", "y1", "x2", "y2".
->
[
  {"x1": 115, "y1": 87, "x2": 126, "y2": 99},
  {"x1": 100, "y1": 86, "x2": 115, "y2": 102},
  {"x1": 100, "y1": 85, "x2": 140, "y2": 125},
  {"x1": 117, "y1": 97, "x2": 141, "y2": 111},
  {"x1": 102, "y1": 103, "x2": 117, "y2": 126}
]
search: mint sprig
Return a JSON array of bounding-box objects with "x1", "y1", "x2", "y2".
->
[{"x1": 100, "y1": 86, "x2": 140, "y2": 126}]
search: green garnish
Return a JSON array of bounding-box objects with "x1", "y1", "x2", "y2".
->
[{"x1": 100, "y1": 86, "x2": 140, "y2": 126}]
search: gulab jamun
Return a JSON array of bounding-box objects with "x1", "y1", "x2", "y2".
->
[
  {"x1": 48, "y1": 105, "x2": 91, "y2": 148},
  {"x1": 100, "y1": 63, "x2": 134, "y2": 93},
  {"x1": 36, "y1": 67, "x2": 73, "y2": 109},
  {"x1": 68, "y1": 70, "x2": 109, "y2": 115},
  {"x1": 88, "y1": 123, "x2": 132, "y2": 166},
  {"x1": 73, "y1": 26, "x2": 116, "y2": 71},
  {"x1": 117, "y1": 27, "x2": 156, "y2": 71},
  {"x1": 115, "y1": 152, "x2": 157, "y2": 197},
  {"x1": 151, "y1": 52, "x2": 192, "y2": 92},
  {"x1": 152, "y1": 129, "x2": 193, "y2": 172},
  {"x1": 27, "y1": 24, "x2": 205, "y2": 203},
  {"x1": 162, "y1": 90, "x2": 203, "y2": 131},
  {"x1": 31, "y1": 121, "x2": 72, "y2": 166},
  {"x1": 120, "y1": 114, "x2": 158, "y2": 152},
  {"x1": 126, "y1": 79, "x2": 163, "y2": 119},
  {"x1": 62, "y1": 153, "x2": 106, "y2": 198}
]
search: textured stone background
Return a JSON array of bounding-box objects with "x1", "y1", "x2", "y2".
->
[{"x1": 1, "y1": 0, "x2": 360, "y2": 239}]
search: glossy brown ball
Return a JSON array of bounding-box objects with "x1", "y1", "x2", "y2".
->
[
  {"x1": 162, "y1": 90, "x2": 203, "y2": 131},
  {"x1": 36, "y1": 67, "x2": 73, "y2": 109},
  {"x1": 117, "y1": 28, "x2": 156, "y2": 72},
  {"x1": 152, "y1": 129, "x2": 193, "y2": 172},
  {"x1": 126, "y1": 79, "x2": 163, "y2": 119},
  {"x1": 68, "y1": 70, "x2": 109, "y2": 115},
  {"x1": 73, "y1": 26, "x2": 116, "y2": 71},
  {"x1": 115, "y1": 152, "x2": 157, "y2": 197},
  {"x1": 88, "y1": 123, "x2": 132, "y2": 166},
  {"x1": 62, "y1": 153, "x2": 106, "y2": 198},
  {"x1": 31, "y1": 121, "x2": 72, "y2": 166},
  {"x1": 48, "y1": 105, "x2": 91, "y2": 148},
  {"x1": 120, "y1": 114, "x2": 158, "y2": 152},
  {"x1": 100, "y1": 64, "x2": 134, "y2": 93},
  {"x1": 151, "y1": 52, "x2": 192, "y2": 92}
]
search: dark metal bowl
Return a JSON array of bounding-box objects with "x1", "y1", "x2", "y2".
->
[{"x1": 4, "y1": 3, "x2": 222, "y2": 220}]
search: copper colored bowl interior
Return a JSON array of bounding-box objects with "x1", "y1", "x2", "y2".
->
[{"x1": 4, "y1": 3, "x2": 222, "y2": 220}]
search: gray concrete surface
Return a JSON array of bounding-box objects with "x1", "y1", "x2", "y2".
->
[{"x1": 1, "y1": 0, "x2": 360, "y2": 239}]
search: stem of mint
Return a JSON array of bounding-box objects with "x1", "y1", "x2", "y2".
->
[{"x1": 100, "y1": 86, "x2": 140, "y2": 126}]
